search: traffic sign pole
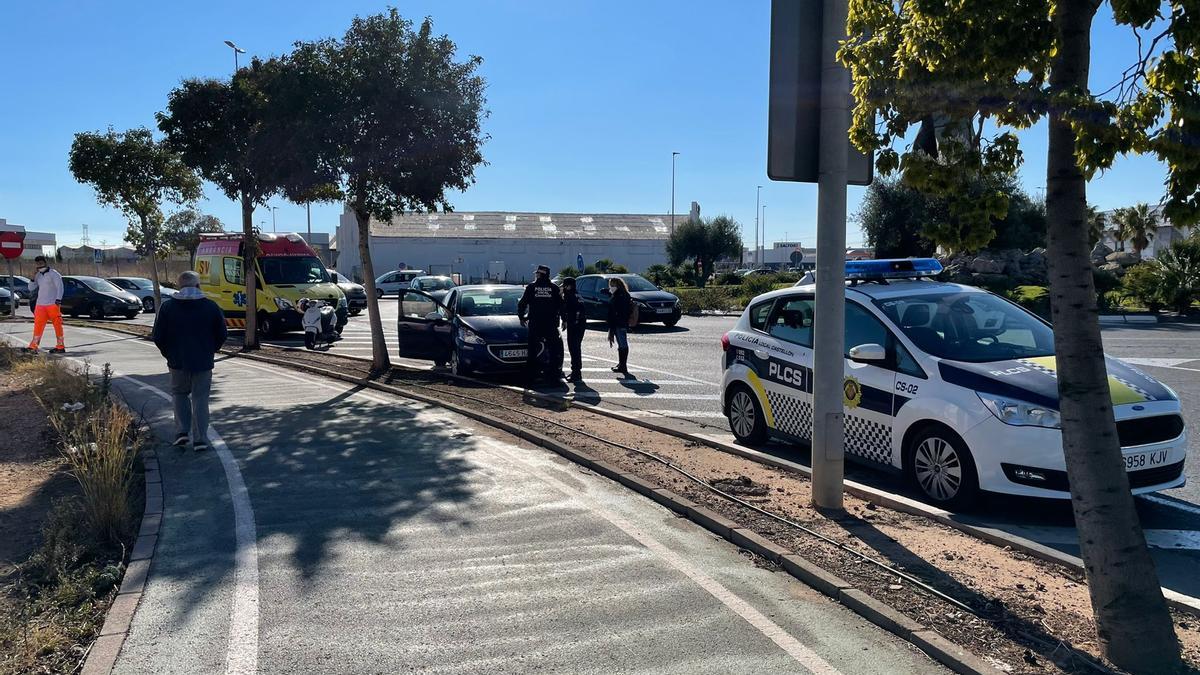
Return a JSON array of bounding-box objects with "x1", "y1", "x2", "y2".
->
[{"x1": 810, "y1": 0, "x2": 851, "y2": 511}]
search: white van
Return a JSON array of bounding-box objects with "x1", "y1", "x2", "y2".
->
[{"x1": 374, "y1": 269, "x2": 427, "y2": 298}]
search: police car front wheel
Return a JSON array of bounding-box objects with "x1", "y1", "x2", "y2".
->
[
  {"x1": 727, "y1": 386, "x2": 767, "y2": 445},
  {"x1": 906, "y1": 425, "x2": 979, "y2": 509}
]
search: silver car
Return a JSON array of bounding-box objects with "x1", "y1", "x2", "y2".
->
[
  {"x1": 374, "y1": 269, "x2": 426, "y2": 298},
  {"x1": 107, "y1": 277, "x2": 178, "y2": 313}
]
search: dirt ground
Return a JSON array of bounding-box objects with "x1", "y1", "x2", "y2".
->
[
  {"x1": 62, "y1": 319, "x2": 1200, "y2": 672},
  {"x1": 0, "y1": 371, "x2": 74, "y2": 579}
]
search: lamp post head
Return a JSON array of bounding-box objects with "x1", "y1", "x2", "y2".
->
[{"x1": 224, "y1": 40, "x2": 246, "y2": 54}]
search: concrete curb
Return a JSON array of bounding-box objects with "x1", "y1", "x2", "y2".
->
[
  {"x1": 82, "y1": 452, "x2": 161, "y2": 675},
  {"x1": 228, "y1": 351, "x2": 994, "y2": 674}
]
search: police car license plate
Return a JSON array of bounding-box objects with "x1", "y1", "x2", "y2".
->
[
  {"x1": 1124, "y1": 449, "x2": 1170, "y2": 471},
  {"x1": 500, "y1": 349, "x2": 527, "y2": 359},
  {"x1": 655, "y1": 307, "x2": 672, "y2": 314}
]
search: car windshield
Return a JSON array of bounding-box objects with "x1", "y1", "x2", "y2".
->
[
  {"x1": 874, "y1": 291, "x2": 1055, "y2": 363},
  {"x1": 260, "y1": 256, "x2": 327, "y2": 285},
  {"x1": 457, "y1": 288, "x2": 522, "y2": 317},
  {"x1": 81, "y1": 278, "x2": 123, "y2": 294},
  {"x1": 418, "y1": 277, "x2": 454, "y2": 290},
  {"x1": 124, "y1": 278, "x2": 153, "y2": 289},
  {"x1": 618, "y1": 275, "x2": 657, "y2": 292}
]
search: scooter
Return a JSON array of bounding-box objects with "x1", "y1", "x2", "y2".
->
[{"x1": 302, "y1": 300, "x2": 343, "y2": 350}]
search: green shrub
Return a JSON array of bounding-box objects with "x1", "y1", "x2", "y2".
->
[
  {"x1": 1007, "y1": 285, "x2": 1050, "y2": 319},
  {"x1": 674, "y1": 287, "x2": 739, "y2": 313},
  {"x1": 1120, "y1": 263, "x2": 1163, "y2": 311},
  {"x1": 742, "y1": 274, "x2": 781, "y2": 297},
  {"x1": 557, "y1": 266, "x2": 579, "y2": 279},
  {"x1": 714, "y1": 272, "x2": 743, "y2": 286},
  {"x1": 643, "y1": 264, "x2": 677, "y2": 287},
  {"x1": 1156, "y1": 239, "x2": 1200, "y2": 312}
]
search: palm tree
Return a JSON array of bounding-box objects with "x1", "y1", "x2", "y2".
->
[
  {"x1": 1085, "y1": 204, "x2": 1106, "y2": 247},
  {"x1": 1112, "y1": 203, "x2": 1159, "y2": 257}
]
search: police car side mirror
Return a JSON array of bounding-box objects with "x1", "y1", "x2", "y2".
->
[
  {"x1": 600, "y1": 288, "x2": 611, "y2": 295},
  {"x1": 849, "y1": 343, "x2": 886, "y2": 363}
]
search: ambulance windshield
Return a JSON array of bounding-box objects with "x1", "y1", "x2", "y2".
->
[{"x1": 260, "y1": 256, "x2": 327, "y2": 285}]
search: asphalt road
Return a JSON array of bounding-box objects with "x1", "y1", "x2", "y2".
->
[
  {"x1": 14, "y1": 301, "x2": 1200, "y2": 600},
  {"x1": 0, "y1": 321, "x2": 944, "y2": 674}
]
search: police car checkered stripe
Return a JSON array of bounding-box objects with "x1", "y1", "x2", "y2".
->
[
  {"x1": 766, "y1": 391, "x2": 813, "y2": 439},
  {"x1": 1018, "y1": 359, "x2": 1057, "y2": 378},
  {"x1": 844, "y1": 414, "x2": 893, "y2": 465},
  {"x1": 1111, "y1": 375, "x2": 1157, "y2": 401}
]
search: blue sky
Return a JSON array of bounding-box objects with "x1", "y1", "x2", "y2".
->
[{"x1": 0, "y1": 1, "x2": 1171, "y2": 249}]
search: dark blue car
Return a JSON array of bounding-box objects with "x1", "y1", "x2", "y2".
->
[{"x1": 396, "y1": 284, "x2": 542, "y2": 376}]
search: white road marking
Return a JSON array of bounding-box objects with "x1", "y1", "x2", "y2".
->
[
  {"x1": 1140, "y1": 494, "x2": 1200, "y2": 517},
  {"x1": 613, "y1": 409, "x2": 728, "y2": 419},
  {"x1": 1120, "y1": 357, "x2": 1195, "y2": 368},
  {"x1": 571, "y1": 392, "x2": 722, "y2": 400},
  {"x1": 478, "y1": 438, "x2": 842, "y2": 675},
  {"x1": 581, "y1": 353, "x2": 720, "y2": 387},
  {"x1": 1007, "y1": 525, "x2": 1200, "y2": 551}
]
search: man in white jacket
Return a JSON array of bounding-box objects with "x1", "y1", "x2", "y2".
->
[{"x1": 25, "y1": 255, "x2": 66, "y2": 353}]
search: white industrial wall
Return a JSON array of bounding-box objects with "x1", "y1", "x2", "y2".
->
[{"x1": 338, "y1": 235, "x2": 668, "y2": 284}]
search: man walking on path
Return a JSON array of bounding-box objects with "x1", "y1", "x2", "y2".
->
[
  {"x1": 24, "y1": 255, "x2": 66, "y2": 354},
  {"x1": 151, "y1": 271, "x2": 227, "y2": 451},
  {"x1": 518, "y1": 264, "x2": 563, "y2": 384}
]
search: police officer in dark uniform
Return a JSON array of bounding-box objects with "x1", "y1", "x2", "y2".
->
[
  {"x1": 560, "y1": 277, "x2": 587, "y2": 382},
  {"x1": 518, "y1": 265, "x2": 563, "y2": 383}
]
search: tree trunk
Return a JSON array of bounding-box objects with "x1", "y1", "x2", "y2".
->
[
  {"x1": 241, "y1": 195, "x2": 259, "y2": 349},
  {"x1": 355, "y1": 206, "x2": 390, "y2": 372},
  {"x1": 1046, "y1": 2, "x2": 1181, "y2": 672},
  {"x1": 149, "y1": 248, "x2": 161, "y2": 311}
]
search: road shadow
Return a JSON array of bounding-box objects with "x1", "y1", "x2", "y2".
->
[{"x1": 112, "y1": 373, "x2": 477, "y2": 629}]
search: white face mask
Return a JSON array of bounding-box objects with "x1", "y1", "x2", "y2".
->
[{"x1": 37, "y1": 265, "x2": 48, "y2": 272}]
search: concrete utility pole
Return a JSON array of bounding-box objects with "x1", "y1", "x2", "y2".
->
[
  {"x1": 760, "y1": 205, "x2": 767, "y2": 266},
  {"x1": 810, "y1": 0, "x2": 851, "y2": 511}
]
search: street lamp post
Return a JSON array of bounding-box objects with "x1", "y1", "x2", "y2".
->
[
  {"x1": 754, "y1": 186, "x2": 762, "y2": 267},
  {"x1": 269, "y1": 206, "x2": 278, "y2": 233},
  {"x1": 671, "y1": 151, "x2": 680, "y2": 233},
  {"x1": 761, "y1": 205, "x2": 767, "y2": 267},
  {"x1": 224, "y1": 40, "x2": 246, "y2": 72}
]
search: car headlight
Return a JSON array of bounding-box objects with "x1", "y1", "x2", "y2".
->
[
  {"x1": 459, "y1": 327, "x2": 487, "y2": 345},
  {"x1": 338, "y1": 296, "x2": 348, "y2": 309},
  {"x1": 274, "y1": 297, "x2": 295, "y2": 311},
  {"x1": 977, "y1": 392, "x2": 1061, "y2": 429}
]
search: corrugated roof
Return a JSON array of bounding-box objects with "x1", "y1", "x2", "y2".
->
[{"x1": 367, "y1": 212, "x2": 676, "y2": 240}]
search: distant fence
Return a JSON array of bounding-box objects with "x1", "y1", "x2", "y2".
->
[{"x1": 8, "y1": 259, "x2": 194, "y2": 286}]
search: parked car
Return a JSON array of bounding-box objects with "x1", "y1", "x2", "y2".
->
[
  {"x1": 409, "y1": 275, "x2": 456, "y2": 301},
  {"x1": 395, "y1": 285, "x2": 538, "y2": 376},
  {"x1": 61, "y1": 276, "x2": 142, "y2": 319},
  {"x1": 374, "y1": 269, "x2": 427, "y2": 298},
  {"x1": 106, "y1": 277, "x2": 177, "y2": 313},
  {"x1": 0, "y1": 275, "x2": 32, "y2": 302},
  {"x1": 0, "y1": 287, "x2": 13, "y2": 316},
  {"x1": 575, "y1": 273, "x2": 682, "y2": 327},
  {"x1": 326, "y1": 269, "x2": 367, "y2": 315}
]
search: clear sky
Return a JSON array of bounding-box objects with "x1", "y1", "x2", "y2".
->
[{"x1": 0, "y1": 0, "x2": 1172, "y2": 249}]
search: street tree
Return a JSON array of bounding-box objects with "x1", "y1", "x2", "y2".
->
[
  {"x1": 68, "y1": 127, "x2": 202, "y2": 309},
  {"x1": 287, "y1": 9, "x2": 488, "y2": 371},
  {"x1": 839, "y1": 1, "x2": 1200, "y2": 670},
  {"x1": 1086, "y1": 204, "x2": 1108, "y2": 247},
  {"x1": 665, "y1": 216, "x2": 742, "y2": 287},
  {"x1": 1113, "y1": 202, "x2": 1159, "y2": 256},
  {"x1": 163, "y1": 208, "x2": 224, "y2": 255},
  {"x1": 157, "y1": 59, "x2": 295, "y2": 348}
]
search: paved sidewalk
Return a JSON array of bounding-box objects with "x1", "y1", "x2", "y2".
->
[{"x1": 1, "y1": 323, "x2": 944, "y2": 674}]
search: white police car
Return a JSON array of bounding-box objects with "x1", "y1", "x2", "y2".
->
[{"x1": 721, "y1": 258, "x2": 1188, "y2": 508}]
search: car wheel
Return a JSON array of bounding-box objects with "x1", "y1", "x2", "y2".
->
[
  {"x1": 450, "y1": 348, "x2": 472, "y2": 377},
  {"x1": 143, "y1": 297, "x2": 155, "y2": 313},
  {"x1": 349, "y1": 309, "x2": 361, "y2": 317},
  {"x1": 124, "y1": 312, "x2": 139, "y2": 320},
  {"x1": 663, "y1": 315, "x2": 680, "y2": 327},
  {"x1": 375, "y1": 288, "x2": 385, "y2": 299},
  {"x1": 257, "y1": 312, "x2": 278, "y2": 338},
  {"x1": 906, "y1": 425, "x2": 979, "y2": 510},
  {"x1": 727, "y1": 385, "x2": 767, "y2": 445},
  {"x1": 89, "y1": 304, "x2": 104, "y2": 320}
]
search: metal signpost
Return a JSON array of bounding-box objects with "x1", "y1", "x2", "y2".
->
[{"x1": 768, "y1": 0, "x2": 867, "y2": 510}]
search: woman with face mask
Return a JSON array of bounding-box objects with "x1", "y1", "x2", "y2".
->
[
  {"x1": 24, "y1": 255, "x2": 66, "y2": 353},
  {"x1": 606, "y1": 277, "x2": 633, "y2": 377}
]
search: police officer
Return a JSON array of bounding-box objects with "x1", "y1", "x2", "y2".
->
[{"x1": 518, "y1": 265, "x2": 563, "y2": 383}]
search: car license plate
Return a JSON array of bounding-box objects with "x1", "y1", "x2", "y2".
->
[
  {"x1": 1124, "y1": 449, "x2": 1170, "y2": 471},
  {"x1": 500, "y1": 349, "x2": 527, "y2": 359},
  {"x1": 655, "y1": 307, "x2": 672, "y2": 314}
]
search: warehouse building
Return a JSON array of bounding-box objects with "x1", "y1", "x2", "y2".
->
[{"x1": 335, "y1": 207, "x2": 693, "y2": 284}]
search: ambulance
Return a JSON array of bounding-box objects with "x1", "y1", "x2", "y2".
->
[
  {"x1": 721, "y1": 258, "x2": 1187, "y2": 508},
  {"x1": 194, "y1": 232, "x2": 347, "y2": 336}
]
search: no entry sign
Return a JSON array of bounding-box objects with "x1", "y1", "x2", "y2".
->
[{"x1": 0, "y1": 230, "x2": 25, "y2": 260}]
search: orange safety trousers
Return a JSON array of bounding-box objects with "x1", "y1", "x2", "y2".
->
[{"x1": 29, "y1": 304, "x2": 65, "y2": 350}]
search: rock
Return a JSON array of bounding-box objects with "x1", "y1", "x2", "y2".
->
[
  {"x1": 972, "y1": 273, "x2": 1011, "y2": 288},
  {"x1": 1105, "y1": 251, "x2": 1140, "y2": 266},
  {"x1": 1091, "y1": 242, "x2": 1113, "y2": 263},
  {"x1": 1098, "y1": 262, "x2": 1127, "y2": 276},
  {"x1": 970, "y1": 257, "x2": 1005, "y2": 274}
]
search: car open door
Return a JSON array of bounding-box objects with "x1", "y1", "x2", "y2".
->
[{"x1": 396, "y1": 290, "x2": 451, "y2": 360}]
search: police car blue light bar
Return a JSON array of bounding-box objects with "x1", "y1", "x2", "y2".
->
[{"x1": 844, "y1": 258, "x2": 942, "y2": 280}]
